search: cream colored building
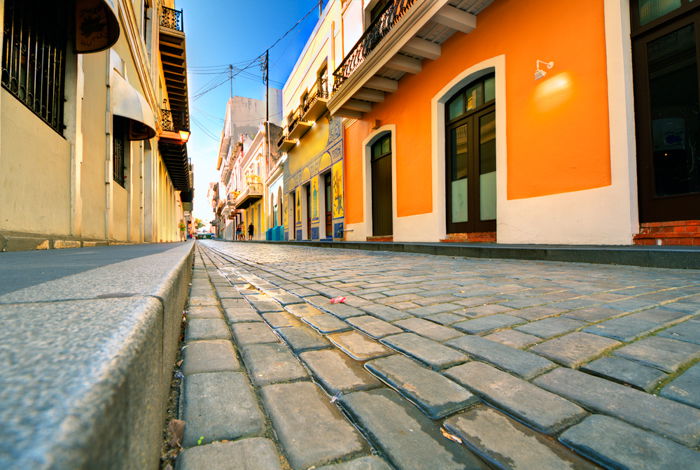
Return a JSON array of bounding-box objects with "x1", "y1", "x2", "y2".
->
[{"x1": 0, "y1": 0, "x2": 193, "y2": 251}]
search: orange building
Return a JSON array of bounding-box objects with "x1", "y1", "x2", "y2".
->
[{"x1": 330, "y1": 0, "x2": 700, "y2": 245}]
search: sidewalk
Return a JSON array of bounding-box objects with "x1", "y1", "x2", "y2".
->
[{"x1": 0, "y1": 242, "x2": 194, "y2": 469}]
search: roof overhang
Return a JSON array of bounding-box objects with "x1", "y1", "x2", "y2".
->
[{"x1": 75, "y1": 0, "x2": 120, "y2": 53}]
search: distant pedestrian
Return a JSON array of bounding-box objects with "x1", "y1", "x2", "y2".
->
[
  {"x1": 248, "y1": 223, "x2": 254, "y2": 240},
  {"x1": 236, "y1": 224, "x2": 242, "y2": 240}
]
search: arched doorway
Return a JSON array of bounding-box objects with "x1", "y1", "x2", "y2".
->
[
  {"x1": 371, "y1": 132, "x2": 393, "y2": 236},
  {"x1": 445, "y1": 74, "x2": 496, "y2": 234}
]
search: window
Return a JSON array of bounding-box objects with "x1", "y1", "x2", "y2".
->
[
  {"x1": 1, "y1": 0, "x2": 67, "y2": 134},
  {"x1": 113, "y1": 117, "x2": 129, "y2": 187}
]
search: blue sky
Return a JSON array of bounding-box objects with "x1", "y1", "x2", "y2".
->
[{"x1": 178, "y1": 0, "x2": 323, "y2": 223}]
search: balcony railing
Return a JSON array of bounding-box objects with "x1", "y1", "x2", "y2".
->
[
  {"x1": 333, "y1": 0, "x2": 416, "y2": 93},
  {"x1": 160, "y1": 6, "x2": 184, "y2": 32},
  {"x1": 302, "y1": 76, "x2": 328, "y2": 114},
  {"x1": 160, "y1": 108, "x2": 188, "y2": 132}
]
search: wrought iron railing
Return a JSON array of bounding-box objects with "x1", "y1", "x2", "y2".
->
[
  {"x1": 287, "y1": 108, "x2": 300, "y2": 134},
  {"x1": 160, "y1": 108, "x2": 188, "y2": 132},
  {"x1": 302, "y1": 76, "x2": 329, "y2": 114},
  {"x1": 160, "y1": 6, "x2": 184, "y2": 32},
  {"x1": 332, "y1": 0, "x2": 416, "y2": 93},
  {"x1": 1, "y1": 0, "x2": 67, "y2": 134}
]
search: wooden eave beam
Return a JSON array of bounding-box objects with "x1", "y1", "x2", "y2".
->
[
  {"x1": 433, "y1": 5, "x2": 476, "y2": 34},
  {"x1": 401, "y1": 37, "x2": 441, "y2": 60}
]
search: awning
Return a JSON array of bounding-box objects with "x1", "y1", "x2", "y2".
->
[
  {"x1": 110, "y1": 70, "x2": 156, "y2": 140},
  {"x1": 75, "y1": 0, "x2": 120, "y2": 53}
]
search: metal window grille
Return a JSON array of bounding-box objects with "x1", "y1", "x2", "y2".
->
[
  {"x1": 113, "y1": 118, "x2": 126, "y2": 187},
  {"x1": 1, "y1": 0, "x2": 67, "y2": 134}
]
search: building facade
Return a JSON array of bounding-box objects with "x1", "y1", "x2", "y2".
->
[
  {"x1": 327, "y1": 0, "x2": 700, "y2": 246},
  {"x1": 0, "y1": 0, "x2": 193, "y2": 251},
  {"x1": 278, "y1": 0, "x2": 353, "y2": 241}
]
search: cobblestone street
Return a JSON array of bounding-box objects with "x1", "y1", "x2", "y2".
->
[{"x1": 177, "y1": 240, "x2": 700, "y2": 469}]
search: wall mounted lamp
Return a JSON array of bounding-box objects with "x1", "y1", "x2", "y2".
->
[
  {"x1": 535, "y1": 60, "x2": 555, "y2": 80},
  {"x1": 179, "y1": 130, "x2": 191, "y2": 143}
]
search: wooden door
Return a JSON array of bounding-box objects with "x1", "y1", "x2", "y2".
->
[
  {"x1": 324, "y1": 172, "x2": 333, "y2": 239},
  {"x1": 305, "y1": 183, "x2": 311, "y2": 239},
  {"x1": 371, "y1": 134, "x2": 393, "y2": 236},
  {"x1": 633, "y1": 2, "x2": 700, "y2": 222}
]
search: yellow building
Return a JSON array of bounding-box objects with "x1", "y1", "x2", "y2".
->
[{"x1": 0, "y1": 0, "x2": 193, "y2": 251}]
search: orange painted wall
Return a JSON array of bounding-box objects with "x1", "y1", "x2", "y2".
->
[{"x1": 344, "y1": 0, "x2": 611, "y2": 223}]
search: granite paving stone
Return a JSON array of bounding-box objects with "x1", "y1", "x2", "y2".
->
[
  {"x1": 453, "y1": 314, "x2": 526, "y2": 334},
  {"x1": 459, "y1": 304, "x2": 515, "y2": 318},
  {"x1": 581, "y1": 355, "x2": 667, "y2": 391},
  {"x1": 393, "y1": 317, "x2": 461, "y2": 341},
  {"x1": 315, "y1": 456, "x2": 392, "y2": 470},
  {"x1": 529, "y1": 332, "x2": 622, "y2": 368},
  {"x1": 365, "y1": 354, "x2": 477, "y2": 419},
  {"x1": 562, "y1": 306, "x2": 623, "y2": 323},
  {"x1": 613, "y1": 336, "x2": 700, "y2": 373},
  {"x1": 182, "y1": 372, "x2": 265, "y2": 447},
  {"x1": 446, "y1": 335, "x2": 555, "y2": 379},
  {"x1": 182, "y1": 340, "x2": 240, "y2": 375},
  {"x1": 515, "y1": 317, "x2": 587, "y2": 339},
  {"x1": 443, "y1": 406, "x2": 600, "y2": 470},
  {"x1": 176, "y1": 438, "x2": 283, "y2": 470},
  {"x1": 360, "y1": 303, "x2": 411, "y2": 321},
  {"x1": 261, "y1": 382, "x2": 367, "y2": 470},
  {"x1": 559, "y1": 415, "x2": 700, "y2": 470},
  {"x1": 300, "y1": 348, "x2": 381, "y2": 395},
  {"x1": 510, "y1": 306, "x2": 567, "y2": 321},
  {"x1": 247, "y1": 295, "x2": 285, "y2": 313},
  {"x1": 626, "y1": 307, "x2": 692, "y2": 325},
  {"x1": 261, "y1": 311, "x2": 302, "y2": 328},
  {"x1": 423, "y1": 312, "x2": 466, "y2": 325},
  {"x1": 220, "y1": 298, "x2": 248, "y2": 308},
  {"x1": 285, "y1": 302, "x2": 324, "y2": 318},
  {"x1": 408, "y1": 303, "x2": 462, "y2": 317},
  {"x1": 445, "y1": 362, "x2": 586, "y2": 434},
  {"x1": 307, "y1": 295, "x2": 367, "y2": 318},
  {"x1": 213, "y1": 287, "x2": 243, "y2": 300},
  {"x1": 658, "y1": 319, "x2": 700, "y2": 345},
  {"x1": 223, "y1": 306, "x2": 264, "y2": 323},
  {"x1": 241, "y1": 343, "x2": 309, "y2": 386},
  {"x1": 346, "y1": 315, "x2": 403, "y2": 338},
  {"x1": 534, "y1": 367, "x2": 700, "y2": 446},
  {"x1": 230, "y1": 322, "x2": 281, "y2": 345},
  {"x1": 329, "y1": 330, "x2": 393, "y2": 361},
  {"x1": 187, "y1": 306, "x2": 223, "y2": 320},
  {"x1": 340, "y1": 388, "x2": 489, "y2": 470},
  {"x1": 185, "y1": 318, "x2": 230, "y2": 341},
  {"x1": 302, "y1": 313, "x2": 352, "y2": 333},
  {"x1": 583, "y1": 316, "x2": 661, "y2": 342},
  {"x1": 660, "y1": 362, "x2": 700, "y2": 408},
  {"x1": 277, "y1": 325, "x2": 331, "y2": 352},
  {"x1": 381, "y1": 332, "x2": 468, "y2": 369},
  {"x1": 484, "y1": 329, "x2": 541, "y2": 348}
]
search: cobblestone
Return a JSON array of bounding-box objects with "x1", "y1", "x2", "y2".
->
[
  {"x1": 262, "y1": 382, "x2": 367, "y2": 470},
  {"x1": 277, "y1": 325, "x2": 331, "y2": 352},
  {"x1": 658, "y1": 318, "x2": 700, "y2": 344},
  {"x1": 394, "y1": 317, "x2": 461, "y2": 341},
  {"x1": 187, "y1": 305, "x2": 223, "y2": 320},
  {"x1": 261, "y1": 311, "x2": 301, "y2": 328},
  {"x1": 182, "y1": 372, "x2": 265, "y2": 447},
  {"x1": 381, "y1": 332, "x2": 468, "y2": 369},
  {"x1": 443, "y1": 406, "x2": 600, "y2": 470},
  {"x1": 223, "y1": 306, "x2": 264, "y2": 323},
  {"x1": 302, "y1": 312, "x2": 352, "y2": 333},
  {"x1": 340, "y1": 388, "x2": 489, "y2": 470},
  {"x1": 515, "y1": 317, "x2": 587, "y2": 339},
  {"x1": 446, "y1": 335, "x2": 555, "y2": 379},
  {"x1": 453, "y1": 314, "x2": 526, "y2": 334},
  {"x1": 445, "y1": 362, "x2": 586, "y2": 433},
  {"x1": 346, "y1": 315, "x2": 403, "y2": 338},
  {"x1": 241, "y1": 343, "x2": 308, "y2": 386},
  {"x1": 182, "y1": 340, "x2": 240, "y2": 375},
  {"x1": 315, "y1": 456, "x2": 392, "y2": 470},
  {"x1": 529, "y1": 332, "x2": 622, "y2": 368},
  {"x1": 185, "y1": 318, "x2": 230, "y2": 341},
  {"x1": 300, "y1": 349, "x2": 381, "y2": 395},
  {"x1": 534, "y1": 367, "x2": 700, "y2": 446},
  {"x1": 581, "y1": 355, "x2": 667, "y2": 391},
  {"x1": 613, "y1": 336, "x2": 700, "y2": 373},
  {"x1": 365, "y1": 354, "x2": 477, "y2": 419},
  {"x1": 176, "y1": 438, "x2": 282, "y2": 470},
  {"x1": 660, "y1": 362, "x2": 700, "y2": 408},
  {"x1": 559, "y1": 415, "x2": 700, "y2": 470},
  {"x1": 329, "y1": 330, "x2": 392, "y2": 361},
  {"x1": 484, "y1": 329, "x2": 541, "y2": 348},
  {"x1": 583, "y1": 316, "x2": 660, "y2": 342},
  {"x1": 230, "y1": 322, "x2": 280, "y2": 345}
]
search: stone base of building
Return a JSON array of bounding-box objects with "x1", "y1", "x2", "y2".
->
[
  {"x1": 633, "y1": 221, "x2": 700, "y2": 246},
  {"x1": 366, "y1": 235, "x2": 394, "y2": 242},
  {"x1": 441, "y1": 232, "x2": 497, "y2": 243}
]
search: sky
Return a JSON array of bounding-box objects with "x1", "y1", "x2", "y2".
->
[{"x1": 178, "y1": 0, "x2": 324, "y2": 224}]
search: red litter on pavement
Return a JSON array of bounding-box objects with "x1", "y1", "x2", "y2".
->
[{"x1": 330, "y1": 296, "x2": 346, "y2": 304}]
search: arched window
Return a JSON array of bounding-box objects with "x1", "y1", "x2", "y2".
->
[{"x1": 445, "y1": 74, "x2": 496, "y2": 234}]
